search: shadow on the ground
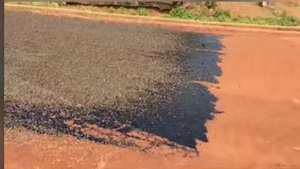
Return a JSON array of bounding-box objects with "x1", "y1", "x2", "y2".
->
[{"x1": 5, "y1": 32, "x2": 224, "y2": 154}]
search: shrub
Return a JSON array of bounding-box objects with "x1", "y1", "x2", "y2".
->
[
  {"x1": 204, "y1": 1, "x2": 217, "y2": 10},
  {"x1": 169, "y1": 6, "x2": 198, "y2": 19},
  {"x1": 266, "y1": 13, "x2": 299, "y2": 26},
  {"x1": 137, "y1": 7, "x2": 148, "y2": 16},
  {"x1": 213, "y1": 9, "x2": 231, "y2": 22}
]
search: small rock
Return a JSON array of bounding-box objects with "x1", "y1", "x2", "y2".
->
[
  {"x1": 59, "y1": 111, "x2": 66, "y2": 117},
  {"x1": 76, "y1": 104, "x2": 83, "y2": 108},
  {"x1": 293, "y1": 146, "x2": 300, "y2": 151},
  {"x1": 51, "y1": 2, "x2": 60, "y2": 7},
  {"x1": 59, "y1": 2, "x2": 67, "y2": 6},
  {"x1": 259, "y1": 1, "x2": 268, "y2": 7},
  {"x1": 293, "y1": 98, "x2": 300, "y2": 104}
]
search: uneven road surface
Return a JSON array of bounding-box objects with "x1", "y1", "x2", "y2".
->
[{"x1": 4, "y1": 7, "x2": 300, "y2": 169}]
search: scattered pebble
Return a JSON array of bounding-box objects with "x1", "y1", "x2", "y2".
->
[
  {"x1": 292, "y1": 146, "x2": 300, "y2": 151},
  {"x1": 293, "y1": 98, "x2": 300, "y2": 105}
]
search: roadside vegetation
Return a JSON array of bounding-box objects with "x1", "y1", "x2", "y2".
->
[
  {"x1": 6, "y1": 1, "x2": 300, "y2": 26},
  {"x1": 167, "y1": 6, "x2": 300, "y2": 26}
]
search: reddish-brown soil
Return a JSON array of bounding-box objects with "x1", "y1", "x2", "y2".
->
[
  {"x1": 196, "y1": 32, "x2": 300, "y2": 169},
  {"x1": 4, "y1": 7, "x2": 300, "y2": 169},
  {"x1": 216, "y1": 1, "x2": 300, "y2": 19},
  {"x1": 217, "y1": 2, "x2": 275, "y2": 18}
]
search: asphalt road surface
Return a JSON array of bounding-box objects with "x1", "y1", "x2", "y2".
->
[
  {"x1": 4, "y1": 9, "x2": 222, "y2": 149},
  {"x1": 5, "y1": 7, "x2": 300, "y2": 169}
]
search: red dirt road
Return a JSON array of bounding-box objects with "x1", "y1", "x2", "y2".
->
[
  {"x1": 196, "y1": 33, "x2": 300, "y2": 169},
  {"x1": 4, "y1": 10, "x2": 300, "y2": 169}
]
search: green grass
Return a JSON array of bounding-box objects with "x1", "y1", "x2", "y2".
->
[
  {"x1": 232, "y1": 13, "x2": 300, "y2": 26},
  {"x1": 167, "y1": 6, "x2": 198, "y2": 19},
  {"x1": 104, "y1": 7, "x2": 115, "y2": 13},
  {"x1": 118, "y1": 7, "x2": 148, "y2": 16},
  {"x1": 137, "y1": 7, "x2": 148, "y2": 16},
  {"x1": 119, "y1": 7, "x2": 148, "y2": 16},
  {"x1": 167, "y1": 6, "x2": 300, "y2": 26},
  {"x1": 12, "y1": 1, "x2": 61, "y2": 7}
]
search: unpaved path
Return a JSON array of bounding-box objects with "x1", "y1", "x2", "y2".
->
[
  {"x1": 4, "y1": 8, "x2": 300, "y2": 169},
  {"x1": 196, "y1": 32, "x2": 300, "y2": 169}
]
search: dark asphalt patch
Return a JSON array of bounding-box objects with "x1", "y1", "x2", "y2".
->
[{"x1": 4, "y1": 10, "x2": 223, "y2": 150}]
